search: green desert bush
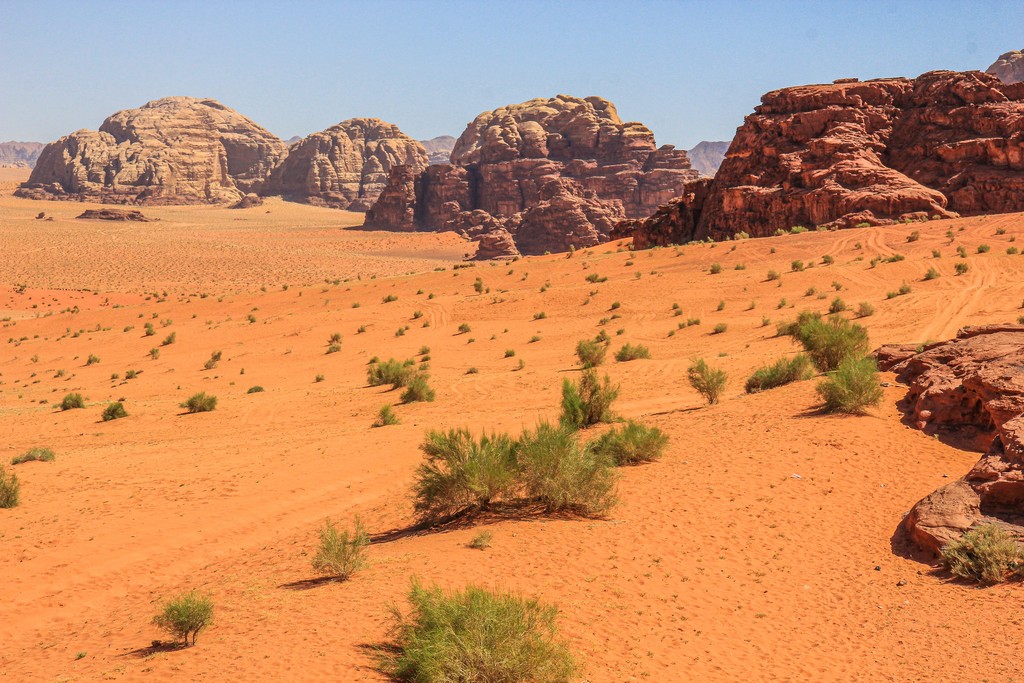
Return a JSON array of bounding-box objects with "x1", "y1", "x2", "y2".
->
[
  {"x1": 955, "y1": 261, "x2": 970, "y2": 275},
  {"x1": 589, "y1": 420, "x2": 669, "y2": 465},
  {"x1": 687, "y1": 359, "x2": 727, "y2": 405},
  {"x1": 857, "y1": 302, "x2": 875, "y2": 318},
  {"x1": 387, "y1": 583, "x2": 576, "y2": 683},
  {"x1": 468, "y1": 531, "x2": 493, "y2": 550},
  {"x1": 828, "y1": 297, "x2": 846, "y2": 314},
  {"x1": 374, "y1": 404, "x2": 400, "y2": 427},
  {"x1": 11, "y1": 447, "x2": 55, "y2": 465},
  {"x1": 0, "y1": 468, "x2": 20, "y2": 508},
  {"x1": 786, "y1": 313, "x2": 870, "y2": 372},
  {"x1": 311, "y1": 516, "x2": 370, "y2": 581},
  {"x1": 614, "y1": 343, "x2": 650, "y2": 362},
  {"x1": 401, "y1": 373, "x2": 436, "y2": 403},
  {"x1": 152, "y1": 591, "x2": 213, "y2": 647},
  {"x1": 941, "y1": 524, "x2": 1021, "y2": 585},
  {"x1": 367, "y1": 358, "x2": 416, "y2": 388},
  {"x1": 181, "y1": 392, "x2": 217, "y2": 413},
  {"x1": 559, "y1": 369, "x2": 619, "y2": 429},
  {"x1": 204, "y1": 351, "x2": 223, "y2": 370},
  {"x1": 816, "y1": 356, "x2": 883, "y2": 414},
  {"x1": 575, "y1": 339, "x2": 607, "y2": 368},
  {"x1": 516, "y1": 421, "x2": 617, "y2": 515},
  {"x1": 246, "y1": 385, "x2": 265, "y2": 394},
  {"x1": 60, "y1": 393, "x2": 85, "y2": 411},
  {"x1": 412, "y1": 429, "x2": 519, "y2": 524},
  {"x1": 102, "y1": 402, "x2": 128, "y2": 421},
  {"x1": 744, "y1": 354, "x2": 815, "y2": 393}
]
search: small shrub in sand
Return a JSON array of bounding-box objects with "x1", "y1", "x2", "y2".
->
[
  {"x1": 12, "y1": 447, "x2": 55, "y2": 465},
  {"x1": 815, "y1": 356, "x2": 883, "y2": 414},
  {"x1": 588, "y1": 420, "x2": 669, "y2": 465},
  {"x1": 468, "y1": 531, "x2": 493, "y2": 550},
  {"x1": 614, "y1": 343, "x2": 650, "y2": 362},
  {"x1": 102, "y1": 402, "x2": 128, "y2": 421},
  {"x1": 60, "y1": 393, "x2": 85, "y2": 411},
  {"x1": 942, "y1": 524, "x2": 1021, "y2": 585},
  {"x1": 516, "y1": 421, "x2": 617, "y2": 515},
  {"x1": 153, "y1": 591, "x2": 213, "y2": 647},
  {"x1": 0, "y1": 468, "x2": 21, "y2": 508},
  {"x1": 181, "y1": 392, "x2": 217, "y2": 413},
  {"x1": 687, "y1": 359, "x2": 727, "y2": 405},
  {"x1": 246, "y1": 385, "x2": 265, "y2": 394},
  {"x1": 401, "y1": 374, "x2": 436, "y2": 404},
  {"x1": 575, "y1": 339, "x2": 607, "y2": 368},
  {"x1": 368, "y1": 358, "x2": 416, "y2": 388},
  {"x1": 374, "y1": 404, "x2": 400, "y2": 427},
  {"x1": 311, "y1": 516, "x2": 369, "y2": 581},
  {"x1": 386, "y1": 582, "x2": 576, "y2": 683},
  {"x1": 559, "y1": 369, "x2": 618, "y2": 430},
  {"x1": 785, "y1": 313, "x2": 870, "y2": 372},
  {"x1": 745, "y1": 354, "x2": 815, "y2": 393}
]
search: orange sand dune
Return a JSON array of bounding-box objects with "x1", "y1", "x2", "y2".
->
[{"x1": 2, "y1": 177, "x2": 1024, "y2": 681}]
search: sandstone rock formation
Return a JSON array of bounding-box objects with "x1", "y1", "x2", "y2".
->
[
  {"x1": 16, "y1": 97, "x2": 286, "y2": 205},
  {"x1": 0, "y1": 141, "x2": 44, "y2": 167},
  {"x1": 420, "y1": 135, "x2": 455, "y2": 165},
  {"x1": 364, "y1": 94, "x2": 698, "y2": 256},
  {"x1": 262, "y1": 118, "x2": 428, "y2": 210},
  {"x1": 877, "y1": 324, "x2": 1024, "y2": 555},
  {"x1": 76, "y1": 209, "x2": 150, "y2": 221},
  {"x1": 687, "y1": 140, "x2": 731, "y2": 177},
  {"x1": 621, "y1": 70, "x2": 1024, "y2": 245},
  {"x1": 987, "y1": 50, "x2": 1024, "y2": 84}
]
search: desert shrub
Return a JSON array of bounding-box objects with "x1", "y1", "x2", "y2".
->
[
  {"x1": 468, "y1": 531, "x2": 493, "y2": 550},
  {"x1": 383, "y1": 294, "x2": 398, "y2": 303},
  {"x1": 907, "y1": 230, "x2": 920, "y2": 242},
  {"x1": 899, "y1": 282, "x2": 912, "y2": 295},
  {"x1": 458, "y1": 322, "x2": 472, "y2": 334},
  {"x1": 401, "y1": 374, "x2": 436, "y2": 403},
  {"x1": 559, "y1": 369, "x2": 619, "y2": 430},
  {"x1": 857, "y1": 302, "x2": 875, "y2": 318},
  {"x1": 924, "y1": 267, "x2": 940, "y2": 281},
  {"x1": 504, "y1": 349, "x2": 516, "y2": 358},
  {"x1": 374, "y1": 404, "x2": 400, "y2": 427},
  {"x1": 791, "y1": 260, "x2": 805, "y2": 272},
  {"x1": 955, "y1": 262, "x2": 969, "y2": 275},
  {"x1": 203, "y1": 351, "x2": 223, "y2": 370},
  {"x1": 125, "y1": 369, "x2": 138, "y2": 379},
  {"x1": 412, "y1": 429, "x2": 519, "y2": 523},
  {"x1": 766, "y1": 270, "x2": 781, "y2": 281},
  {"x1": 942, "y1": 524, "x2": 1020, "y2": 585},
  {"x1": 246, "y1": 385, "x2": 264, "y2": 394},
  {"x1": 978, "y1": 244, "x2": 991, "y2": 254},
  {"x1": 152, "y1": 590, "x2": 213, "y2": 647},
  {"x1": 589, "y1": 420, "x2": 669, "y2": 466},
  {"x1": 0, "y1": 468, "x2": 20, "y2": 508},
  {"x1": 367, "y1": 358, "x2": 415, "y2": 388},
  {"x1": 828, "y1": 297, "x2": 846, "y2": 314},
  {"x1": 516, "y1": 422, "x2": 617, "y2": 515},
  {"x1": 822, "y1": 254, "x2": 835, "y2": 265},
  {"x1": 12, "y1": 447, "x2": 55, "y2": 465},
  {"x1": 181, "y1": 392, "x2": 217, "y2": 413},
  {"x1": 614, "y1": 343, "x2": 650, "y2": 362},
  {"x1": 745, "y1": 354, "x2": 815, "y2": 393},
  {"x1": 86, "y1": 354, "x2": 100, "y2": 365},
  {"x1": 387, "y1": 583, "x2": 576, "y2": 683},
  {"x1": 144, "y1": 322, "x2": 155, "y2": 336},
  {"x1": 161, "y1": 332, "x2": 176, "y2": 346},
  {"x1": 60, "y1": 393, "x2": 85, "y2": 411},
  {"x1": 687, "y1": 359, "x2": 727, "y2": 405},
  {"x1": 311, "y1": 516, "x2": 369, "y2": 581},
  {"x1": 709, "y1": 262, "x2": 722, "y2": 274},
  {"x1": 787, "y1": 314, "x2": 870, "y2": 372},
  {"x1": 711, "y1": 322, "x2": 728, "y2": 334},
  {"x1": 102, "y1": 402, "x2": 128, "y2": 421},
  {"x1": 816, "y1": 356, "x2": 883, "y2": 414}
]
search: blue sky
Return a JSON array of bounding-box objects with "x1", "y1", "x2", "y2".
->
[{"x1": 1, "y1": 1, "x2": 1021, "y2": 149}]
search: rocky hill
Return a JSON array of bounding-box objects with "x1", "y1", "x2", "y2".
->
[
  {"x1": 624, "y1": 70, "x2": 1024, "y2": 246},
  {"x1": 262, "y1": 118, "x2": 428, "y2": 210},
  {"x1": 987, "y1": 49, "x2": 1024, "y2": 84},
  {"x1": 0, "y1": 141, "x2": 44, "y2": 167},
  {"x1": 16, "y1": 97, "x2": 287, "y2": 205},
  {"x1": 364, "y1": 94, "x2": 698, "y2": 256},
  {"x1": 419, "y1": 135, "x2": 455, "y2": 165},
  {"x1": 687, "y1": 140, "x2": 730, "y2": 176}
]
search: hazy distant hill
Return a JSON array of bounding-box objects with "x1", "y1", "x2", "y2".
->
[
  {"x1": 687, "y1": 140, "x2": 730, "y2": 177},
  {"x1": 419, "y1": 135, "x2": 455, "y2": 165},
  {"x1": 0, "y1": 141, "x2": 44, "y2": 167}
]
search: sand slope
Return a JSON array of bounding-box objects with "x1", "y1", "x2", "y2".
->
[{"x1": 2, "y1": 174, "x2": 1024, "y2": 681}]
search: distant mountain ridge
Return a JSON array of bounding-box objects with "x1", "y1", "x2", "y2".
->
[
  {"x1": 0, "y1": 141, "x2": 44, "y2": 167},
  {"x1": 687, "y1": 140, "x2": 730, "y2": 177},
  {"x1": 419, "y1": 135, "x2": 455, "y2": 165}
]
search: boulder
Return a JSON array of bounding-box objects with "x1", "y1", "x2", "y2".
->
[
  {"x1": 987, "y1": 49, "x2": 1024, "y2": 84},
  {"x1": 17, "y1": 97, "x2": 286, "y2": 205},
  {"x1": 231, "y1": 193, "x2": 263, "y2": 209},
  {"x1": 878, "y1": 324, "x2": 1024, "y2": 555},
  {"x1": 76, "y1": 209, "x2": 150, "y2": 221},
  {"x1": 262, "y1": 118, "x2": 428, "y2": 210}
]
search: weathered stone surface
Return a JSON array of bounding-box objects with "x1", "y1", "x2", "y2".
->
[
  {"x1": 76, "y1": 208, "x2": 150, "y2": 222},
  {"x1": 364, "y1": 94, "x2": 697, "y2": 256},
  {"x1": 263, "y1": 118, "x2": 428, "y2": 210},
  {"x1": 474, "y1": 228, "x2": 520, "y2": 260},
  {"x1": 877, "y1": 324, "x2": 1024, "y2": 555},
  {"x1": 614, "y1": 179, "x2": 712, "y2": 248},
  {"x1": 17, "y1": 97, "x2": 286, "y2": 205},
  {"x1": 687, "y1": 140, "x2": 731, "y2": 177},
  {"x1": 987, "y1": 49, "x2": 1024, "y2": 84},
  {"x1": 505, "y1": 179, "x2": 624, "y2": 255},
  {"x1": 0, "y1": 141, "x2": 44, "y2": 167},
  {"x1": 621, "y1": 71, "x2": 1024, "y2": 245},
  {"x1": 231, "y1": 193, "x2": 263, "y2": 209},
  {"x1": 420, "y1": 135, "x2": 455, "y2": 165}
]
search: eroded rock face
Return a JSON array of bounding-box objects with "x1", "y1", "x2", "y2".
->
[
  {"x1": 877, "y1": 324, "x2": 1024, "y2": 555},
  {"x1": 987, "y1": 50, "x2": 1024, "y2": 84},
  {"x1": 364, "y1": 94, "x2": 698, "y2": 256},
  {"x1": 263, "y1": 118, "x2": 428, "y2": 210},
  {"x1": 506, "y1": 179, "x2": 624, "y2": 255},
  {"x1": 17, "y1": 97, "x2": 286, "y2": 205},
  {"x1": 621, "y1": 71, "x2": 1024, "y2": 245}
]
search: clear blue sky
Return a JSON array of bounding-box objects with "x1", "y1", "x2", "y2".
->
[{"x1": 1, "y1": 1, "x2": 1020, "y2": 149}]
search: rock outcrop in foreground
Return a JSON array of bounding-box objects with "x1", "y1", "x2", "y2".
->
[
  {"x1": 262, "y1": 119, "x2": 428, "y2": 210},
  {"x1": 625, "y1": 70, "x2": 1024, "y2": 246},
  {"x1": 364, "y1": 94, "x2": 698, "y2": 256},
  {"x1": 987, "y1": 50, "x2": 1024, "y2": 84},
  {"x1": 17, "y1": 97, "x2": 287, "y2": 205},
  {"x1": 877, "y1": 325, "x2": 1024, "y2": 555}
]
